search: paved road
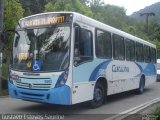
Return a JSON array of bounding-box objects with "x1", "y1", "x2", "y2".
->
[{"x1": 0, "y1": 82, "x2": 160, "y2": 119}]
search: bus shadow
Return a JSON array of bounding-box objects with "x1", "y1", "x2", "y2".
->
[
  {"x1": 15, "y1": 101, "x2": 90, "y2": 114},
  {"x1": 106, "y1": 88, "x2": 153, "y2": 104}
]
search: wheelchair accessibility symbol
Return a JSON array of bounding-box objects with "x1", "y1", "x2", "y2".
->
[{"x1": 32, "y1": 60, "x2": 42, "y2": 71}]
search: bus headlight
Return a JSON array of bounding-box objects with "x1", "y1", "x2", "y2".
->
[
  {"x1": 55, "y1": 70, "x2": 68, "y2": 88},
  {"x1": 60, "y1": 80, "x2": 65, "y2": 85},
  {"x1": 10, "y1": 72, "x2": 19, "y2": 84}
]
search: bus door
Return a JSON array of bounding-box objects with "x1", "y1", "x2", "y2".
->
[{"x1": 72, "y1": 23, "x2": 95, "y2": 104}]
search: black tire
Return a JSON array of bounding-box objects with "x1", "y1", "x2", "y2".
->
[
  {"x1": 137, "y1": 76, "x2": 145, "y2": 94},
  {"x1": 90, "y1": 82, "x2": 105, "y2": 108}
]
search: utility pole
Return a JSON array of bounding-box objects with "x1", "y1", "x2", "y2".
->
[
  {"x1": 0, "y1": 0, "x2": 4, "y2": 95},
  {"x1": 61, "y1": 0, "x2": 64, "y2": 11},
  {"x1": 140, "y1": 12, "x2": 155, "y2": 35}
]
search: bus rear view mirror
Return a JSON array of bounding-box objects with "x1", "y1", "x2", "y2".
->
[
  {"x1": 14, "y1": 36, "x2": 20, "y2": 47},
  {"x1": 4, "y1": 29, "x2": 20, "y2": 45}
]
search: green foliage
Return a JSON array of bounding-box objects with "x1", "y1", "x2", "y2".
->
[
  {"x1": 123, "y1": 21, "x2": 149, "y2": 40},
  {"x1": 152, "y1": 106, "x2": 160, "y2": 120},
  {"x1": 45, "y1": 0, "x2": 93, "y2": 17},
  {"x1": 123, "y1": 25, "x2": 137, "y2": 35},
  {"x1": 19, "y1": 0, "x2": 48, "y2": 16},
  {"x1": 3, "y1": 0, "x2": 24, "y2": 63},
  {"x1": 91, "y1": 5, "x2": 127, "y2": 29},
  {"x1": 2, "y1": 63, "x2": 8, "y2": 80},
  {"x1": 4, "y1": 0, "x2": 24, "y2": 29},
  {"x1": 80, "y1": 0, "x2": 90, "y2": 4},
  {"x1": 90, "y1": 0, "x2": 104, "y2": 7}
]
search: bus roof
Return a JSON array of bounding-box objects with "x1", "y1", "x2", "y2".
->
[{"x1": 20, "y1": 12, "x2": 156, "y2": 48}]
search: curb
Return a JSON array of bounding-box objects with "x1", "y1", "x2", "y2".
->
[{"x1": 105, "y1": 97, "x2": 160, "y2": 120}]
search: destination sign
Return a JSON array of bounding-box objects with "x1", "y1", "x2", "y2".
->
[{"x1": 20, "y1": 13, "x2": 72, "y2": 28}]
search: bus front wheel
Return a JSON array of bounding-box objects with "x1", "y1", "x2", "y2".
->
[{"x1": 90, "y1": 82, "x2": 105, "y2": 108}]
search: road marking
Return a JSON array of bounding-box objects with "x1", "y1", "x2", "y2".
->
[{"x1": 105, "y1": 97, "x2": 160, "y2": 120}]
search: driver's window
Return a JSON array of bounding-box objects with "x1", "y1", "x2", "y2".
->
[{"x1": 74, "y1": 26, "x2": 93, "y2": 65}]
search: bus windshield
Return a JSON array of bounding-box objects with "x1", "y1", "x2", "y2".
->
[{"x1": 12, "y1": 25, "x2": 70, "y2": 72}]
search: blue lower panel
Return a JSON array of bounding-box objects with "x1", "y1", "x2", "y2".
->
[{"x1": 8, "y1": 82, "x2": 71, "y2": 105}]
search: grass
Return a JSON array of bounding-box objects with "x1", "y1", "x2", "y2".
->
[{"x1": 152, "y1": 106, "x2": 160, "y2": 120}]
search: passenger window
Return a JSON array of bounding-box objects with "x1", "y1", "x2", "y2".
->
[
  {"x1": 144, "y1": 45, "x2": 151, "y2": 63},
  {"x1": 151, "y1": 48, "x2": 156, "y2": 63},
  {"x1": 136, "y1": 42, "x2": 144, "y2": 62},
  {"x1": 74, "y1": 26, "x2": 93, "y2": 65},
  {"x1": 126, "y1": 39, "x2": 135, "y2": 61},
  {"x1": 96, "y1": 29, "x2": 112, "y2": 59},
  {"x1": 80, "y1": 29, "x2": 92, "y2": 56},
  {"x1": 113, "y1": 34, "x2": 125, "y2": 60}
]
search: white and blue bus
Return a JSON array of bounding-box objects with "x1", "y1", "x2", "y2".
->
[{"x1": 8, "y1": 12, "x2": 157, "y2": 108}]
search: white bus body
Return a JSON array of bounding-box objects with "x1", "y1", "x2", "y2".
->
[{"x1": 8, "y1": 12, "x2": 157, "y2": 107}]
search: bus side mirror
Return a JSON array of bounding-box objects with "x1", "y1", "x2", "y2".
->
[
  {"x1": 4, "y1": 29, "x2": 20, "y2": 45},
  {"x1": 14, "y1": 35, "x2": 20, "y2": 47}
]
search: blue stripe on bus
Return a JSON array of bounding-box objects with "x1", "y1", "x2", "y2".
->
[
  {"x1": 143, "y1": 64, "x2": 156, "y2": 75},
  {"x1": 134, "y1": 62, "x2": 143, "y2": 77},
  {"x1": 135, "y1": 62, "x2": 156, "y2": 77},
  {"x1": 89, "y1": 60, "x2": 111, "y2": 81}
]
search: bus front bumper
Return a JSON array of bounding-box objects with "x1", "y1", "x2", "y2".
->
[{"x1": 8, "y1": 81, "x2": 71, "y2": 105}]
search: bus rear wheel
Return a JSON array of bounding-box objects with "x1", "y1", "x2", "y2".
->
[
  {"x1": 90, "y1": 82, "x2": 105, "y2": 108},
  {"x1": 137, "y1": 76, "x2": 145, "y2": 94}
]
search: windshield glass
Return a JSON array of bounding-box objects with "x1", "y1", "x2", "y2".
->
[{"x1": 12, "y1": 25, "x2": 70, "y2": 72}]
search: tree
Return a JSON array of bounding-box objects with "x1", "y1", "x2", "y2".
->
[
  {"x1": 4, "y1": 0, "x2": 24, "y2": 62},
  {"x1": 91, "y1": 4, "x2": 127, "y2": 29},
  {"x1": 80, "y1": 0, "x2": 90, "y2": 4},
  {"x1": 4, "y1": 0, "x2": 24, "y2": 29},
  {"x1": 90, "y1": 0, "x2": 104, "y2": 7},
  {"x1": 45, "y1": 0, "x2": 93, "y2": 17},
  {"x1": 124, "y1": 20, "x2": 149, "y2": 40},
  {"x1": 19, "y1": 0, "x2": 48, "y2": 16}
]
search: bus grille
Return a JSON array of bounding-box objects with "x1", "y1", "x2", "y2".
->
[{"x1": 15, "y1": 78, "x2": 52, "y2": 90}]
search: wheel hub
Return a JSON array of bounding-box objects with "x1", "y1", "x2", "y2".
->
[{"x1": 94, "y1": 88, "x2": 102, "y2": 102}]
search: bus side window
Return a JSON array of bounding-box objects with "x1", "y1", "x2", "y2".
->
[
  {"x1": 144, "y1": 45, "x2": 151, "y2": 63},
  {"x1": 136, "y1": 42, "x2": 144, "y2": 62},
  {"x1": 113, "y1": 34, "x2": 125, "y2": 60},
  {"x1": 80, "y1": 29, "x2": 92, "y2": 56},
  {"x1": 151, "y1": 48, "x2": 156, "y2": 63},
  {"x1": 95, "y1": 29, "x2": 112, "y2": 59},
  {"x1": 74, "y1": 26, "x2": 93, "y2": 65}
]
